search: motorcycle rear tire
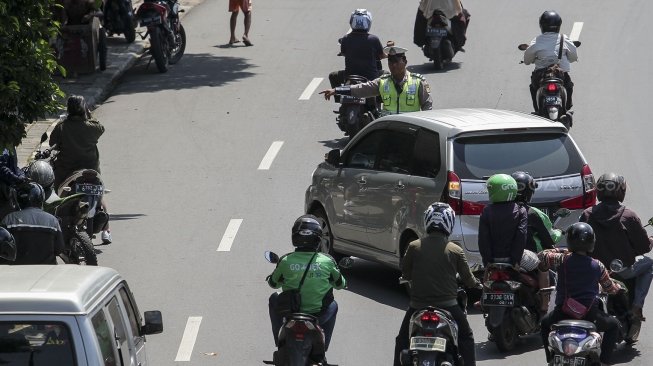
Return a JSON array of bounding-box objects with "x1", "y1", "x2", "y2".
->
[
  {"x1": 150, "y1": 27, "x2": 169, "y2": 73},
  {"x1": 492, "y1": 316, "x2": 517, "y2": 352},
  {"x1": 168, "y1": 23, "x2": 186, "y2": 65},
  {"x1": 70, "y1": 232, "x2": 98, "y2": 266},
  {"x1": 98, "y1": 29, "x2": 108, "y2": 71},
  {"x1": 432, "y1": 48, "x2": 445, "y2": 70},
  {"x1": 122, "y1": 12, "x2": 136, "y2": 43}
]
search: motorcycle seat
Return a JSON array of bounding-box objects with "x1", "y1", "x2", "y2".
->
[
  {"x1": 552, "y1": 319, "x2": 596, "y2": 332},
  {"x1": 518, "y1": 272, "x2": 538, "y2": 288}
]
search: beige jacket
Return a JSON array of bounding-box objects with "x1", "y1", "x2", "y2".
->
[{"x1": 419, "y1": 0, "x2": 462, "y2": 19}]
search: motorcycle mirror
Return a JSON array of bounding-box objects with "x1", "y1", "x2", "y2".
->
[
  {"x1": 398, "y1": 277, "x2": 410, "y2": 285},
  {"x1": 264, "y1": 251, "x2": 279, "y2": 264},
  {"x1": 553, "y1": 208, "x2": 571, "y2": 218},
  {"x1": 609, "y1": 259, "x2": 624, "y2": 273},
  {"x1": 62, "y1": 187, "x2": 71, "y2": 192},
  {"x1": 572, "y1": 40, "x2": 581, "y2": 47},
  {"x1": 517, "y1": 43, "x2": 529, "y2": 51},
  {"x1": 645, "y1": 217, "x2": 653, "y2": 227},
  {"x1": 338, "y1": 256, "x2": 354, "y2": 269},
  {"x1": 39, "y1": 133, "x2": 48, "y2": 144}
]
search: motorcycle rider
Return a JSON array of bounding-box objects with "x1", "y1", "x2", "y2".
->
[
  {"x1": 580, "y1": 173, "x2": 653, "y2": 337},
  {"x1": 394, "y1": 202, "x2": 478, "y2": 366},
  {"x1": 478, "y1": 174, "x2": 527, "y2": 268},
  {"x1": 414, "y1": 0, "x2": 470, "y2": 52},
  {"x1": 538, "y1": 222, "x2": 621, "y2": 366},
  {"x1": 523, "y1": 10, "x2": 577, "y2": 112},
  {"x1": 49, "y1": 95, "x2": 111, "y2": 244},
  {"x1": 0, "y1": 144, "x2": 27, "y2": 219},
  {"x1": 320, "y1": 44, "x2": 433, "y2": 114},
  {"x1": 0, "y1": 227, "x2": 18, "y2": 264},
  {"x1": 267, "y1": 215, "x2": 346, "y2": 361},
  {"x1": 0, "y1": 183, "x2": 64, "y2": 265},
  {"x1": 328, "y1": 9, "x2": 385, "y2": 89},
  {"x1": 26, "y1": 160, "x2": 57, "y2": 204}
]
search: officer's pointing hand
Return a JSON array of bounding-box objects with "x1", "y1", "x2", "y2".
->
[{"x1": 319, "y1": 89, "x2": 336, "y2": 100}]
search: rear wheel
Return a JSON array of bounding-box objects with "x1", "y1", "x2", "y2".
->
[
  {"x1": 168, "y1": 23, "x2": 186, "y2": 65},
  {"x1": 122, "y1": 11, "x2": 136, "y2": 43},
  {"x1": 98, "y1": 29, "x2": 107, "y2": 71},
  {"x1": 312, "y1": 208, "x2": 344, "y2": 262},
  {"x1": 69, "y1": 232, "x2": 98, "y2": 266},
  {"x1": 432, "y1": 48, "x2": 444, "y2": 70},
  {"x1": 149, "y1": 27, "x2": 168, "y2": 73},
  {"x1": 493, "y1": 316, "x2": 517, "y2": 352}
]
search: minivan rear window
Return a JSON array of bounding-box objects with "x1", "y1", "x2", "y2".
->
[{"x1": 452, "y1": 133, "x2": 584, "y2": 179}]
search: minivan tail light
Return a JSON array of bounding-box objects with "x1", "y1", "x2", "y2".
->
[
  {"x1": 446, "y1": 171, "x2": 486, "y2": 215},
  {"x1": 559, "y1": 164, "x2": 596, "y2": 209}
]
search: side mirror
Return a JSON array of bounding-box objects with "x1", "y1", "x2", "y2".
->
[
  {"x1": 646, "y1": 217, "x2": 653, "y2": 228},
  {"x1": 142, "y1": 310, "x2": 163, "y2": 335},
  {"x1": 517, "y1": 43, "x2": 529, "y2": 51},
  {"x1": 572, "y1": 40, "x2": 581, "y2": 47},
  {"x1": 553, "y1": 208, "x2": 571, "y2": 218},
  {"x1": 325, "y1": 149, "x2": 341, "y2": 166},
  {"x1": 40, "y1": 132, "x2": 48, "y2": 144},
  {"x1": 338, "y1": 257, "x2": 354, "y2": 269},
  {"x1": 609, "y1": 259, "x2": 624, "y2": 273},
  {"x1": 265, "y1": 251, "x2": 279, "y2": 264}
]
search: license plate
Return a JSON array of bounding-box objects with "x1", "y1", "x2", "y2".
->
[
  {"x1": 341, "y1": 95, "x2": 365, "y2": 105},
  {"x1": 426, "y1": 27, "x2": 448, "y2": 37},
  {"x1": 482, "y1": 292, "x2": 514, "y2": 306},
  {"x1": 545, "y1": 96, "x2": 561, "y2": 105},
  {"x1": 553, "y1": 355, "x2": 586, "y2": 366},
  {"x1": 140, "y1": 16, "x2": 161, "y2": 26},
  {"x1": 76, "y1": 183, "x2": 103, "y2": 196},
  {"x1": 409, "y1": 336, "x2": 446, "y2": 352}
]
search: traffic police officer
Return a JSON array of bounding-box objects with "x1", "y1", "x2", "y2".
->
[{"x1": 320, "y1": 43, "x2": 433, "y2": 114}]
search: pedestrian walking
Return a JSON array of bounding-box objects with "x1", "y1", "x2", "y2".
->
[{"x1": 228, "y1": 0, "x2": 253, "y2": 46}]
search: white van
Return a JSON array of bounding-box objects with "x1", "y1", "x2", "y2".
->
[{"x1": 0, "y1": 265, "x2": 162, "y2": 365}]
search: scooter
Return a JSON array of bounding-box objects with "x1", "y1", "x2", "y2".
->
[
  {"x1": 518, "y1": 41, "x2": 581, "y2": 129},
  {"x1": 422, "y1": 9, "x2": 457, "y2": 70},
  {"x1": 334, "y1": 75, "x2": 380, "y2": 138},
  {"x1": 547, "y1": 319, "x2": 602, "y2": 366}
]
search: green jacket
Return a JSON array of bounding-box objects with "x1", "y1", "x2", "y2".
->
[
  {"x1": 402, "y1": 232, "x2": 477, "y2": 309},
  {"x1": 49, "y1": 115, "x2": 104, "y2": 172},
  {"x1": 268, "y1": 251, "x2": 346, "y2": 314}
]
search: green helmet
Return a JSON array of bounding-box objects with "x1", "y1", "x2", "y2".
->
[{"x1": 486, "y1": 174, "x2": 518, "y2": 203}]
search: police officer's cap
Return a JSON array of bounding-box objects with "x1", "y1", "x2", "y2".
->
[{"x1": 383, "y1": 46, "x2": 408, "y2": 56}]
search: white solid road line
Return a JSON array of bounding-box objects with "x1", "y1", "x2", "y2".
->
[
  {"x1": 569, "y1": 22, "x2": 583, "y2": 41},
  {"x1": 174, "y1": 316, "x2": 202, "y2": 362},
  {"x1": 299, "y1": 78, "x2": 323, "y2": 100},
  {"x1": 217, "y1": 219, "x2": 243, "y2": 252},
  {"x1": 258, "y1": 141, "x2": 284, "y2": 170}
]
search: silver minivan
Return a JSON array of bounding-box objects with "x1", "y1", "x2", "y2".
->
[
  {"x1": 0, "y1": 265, "x2": 162, "y2": 365},
  {"x1": 305, "y1": 108, "x2": 596, "y2": 270}
]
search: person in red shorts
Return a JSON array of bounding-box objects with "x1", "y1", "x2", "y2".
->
[{"x1": 229, "y1": 0, "x2": 253, "y2": 46}]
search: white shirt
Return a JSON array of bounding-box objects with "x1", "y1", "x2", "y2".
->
[
  {"x1": 418, "y1": 0, "x2": 462, "y2": 19},
  {"x1": 524, "y1": 33, "x2": 578, "y2": 72}
]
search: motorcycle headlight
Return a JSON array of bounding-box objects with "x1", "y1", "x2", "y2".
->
[{"x1": 562, "y1": 339, "x2": 579, "y2": 356}]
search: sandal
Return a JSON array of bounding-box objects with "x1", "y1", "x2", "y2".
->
[{"x1": 242, "y1": 37, "x2": 253, "y2": 46}]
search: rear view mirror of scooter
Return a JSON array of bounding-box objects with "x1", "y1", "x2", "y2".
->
[
  {"x1": 610, "y1": 259, "x2": 625, "y2": 273},
  {"x1": 264, "y1": 251, "x2": 279, "y2": 264},
  {"x1": 338, "y1": 256, "x2": 354, "y2": 269},
  {"x1": 645, "y1": 217, "x2": 653, "y2": 228},
  {"x1": 517, "y1": 43, "x2": 529, "y2": 51}
]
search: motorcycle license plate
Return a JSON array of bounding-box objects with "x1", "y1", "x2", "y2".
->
[
  {"x1": 76, "y1": 183, "x2": 103, "y2": 196},
  {"x1": 482, "y1": 292, "x2": 514, "y2": 306},
  {"x1": 140, "y1": 15, "x2": 161, "y2": 27},
  {"x1": 545, "y1": 96, "x2": 562, "y2": 105},
  {"x1": 409, "y1": 336, "x2": 446, "y2": 352},
  {"x1": 553, "y1": 355, "x2": 586, "y2": 366},
  {"x1": 426, "y1": 27, "x2": 448, "y2": 37},
  {"x1": 341, "y1": 95, "x2": 365, "y2": 105}
]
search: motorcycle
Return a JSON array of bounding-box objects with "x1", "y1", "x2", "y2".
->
[
  {"x1": 518, "y1": 41, "x2": 581, "y2": 129},
  {"x1": 422, "y1": 10, "x2": 457, "y2": 70},
  {"x1": 398, "y1": 278, "x2": 467, "y2": 366},
  {"x1": 102, "y1": 0, "x2": 137, "y2": 43},
  {"x1": 547, "y1": 319, "x2": 602, "y2": 366},
  {"x1": 334, "y1": 75, "x2": 380, "y2": 138},
  {"x1": 135, "y1": 0, "x2": 186, "y2": 73},
  {"x1": 263, "y1": 251, "x2": 331, "y2": 366}
]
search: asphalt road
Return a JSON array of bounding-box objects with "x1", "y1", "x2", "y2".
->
[{"x1": 90, "y1": 0, "x2": 653, "y2": 365}]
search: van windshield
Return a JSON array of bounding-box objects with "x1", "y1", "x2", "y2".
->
[
  {"x1": 452, "y1": 133, "x2": 584, "y2": 179},
  {"x1": 0, "y1": 321, "x2": 76, "y2": 365}
]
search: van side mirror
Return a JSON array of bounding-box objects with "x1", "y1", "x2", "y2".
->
[
  {"x1": 325, "y1": 149, "x2": 341, "y2": 166},
  {"x1": 142, "y1": 310, "x2": 163, "y2": 335}
]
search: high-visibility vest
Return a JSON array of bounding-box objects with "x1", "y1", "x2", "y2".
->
[{"x1": 378, "y1": 72, "x2": 424, "y2": 114}]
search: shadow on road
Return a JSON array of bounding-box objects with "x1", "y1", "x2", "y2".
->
[
  {"x1": 475, "y1": 333, "x2": 543, "y2": 361},
  {"x1": 611, "y1": 343, "x2": 641, "y2": 364},
  {"x1": 109, "y1": 213, "x2": 147, "y2": 221},
  {"x1": 342, "y1": 259, "x2": 409, "y2": 310},
  {"x1": 317, "y1": 137, "x2": 348, "y2": 150},
  {"x1": 408, "y1": 61, "x2": 462, "y2": 75},
  {"x1": 113, "y1": 53, "x2": 256, "y2": 95}
]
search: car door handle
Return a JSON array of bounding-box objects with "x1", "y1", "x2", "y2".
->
[
  {"x1": 357, "y1": 178, "x2": 367, "y2": 185},
  {"x1": 395, "y1": 181, "x2": 405, "y2": 190},
  {"x1": 337, "y1": 183, "x2": 345, "y2": 191}
]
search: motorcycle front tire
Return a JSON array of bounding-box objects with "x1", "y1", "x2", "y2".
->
[
  {"x1": 168, "y1": 23, "x2": 186, "y2": 65},
  {"x1": 432, "y1": 47, "x2": 444, "y2": 70},
  {"x1": 69, "y1": 232, "x2": 98, "y2": 266},
  {"x1": 122, "y1": 11, "x2": 136, "y2": 43},
  {"x1": 492, "y1": 315, "x2": 517, "y2": 352},
  {"x1": 149, "y1": 27, "x2": 169, "y2": 73}
]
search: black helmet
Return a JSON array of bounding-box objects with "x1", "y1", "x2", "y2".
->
[
  {"x1": 291, "y1": 215, "x2": 323, "y2": 249},
  {"x1": 67, "y1": 95, "x2": 88, "y2": 117},
  {"x1": 596, "y1": 172, "x2": 626, "y2": 202},
  {"x1": 27, "y1": 161, "x2": 55, "y2": 197},
  {"x1": 566, "y1": 222, "x2": 595, "y2": 253},
  {"x1": 539, "y1": 10, "x2": 562, "y2": 33},
  {"x1": 16, "y1": 182, "x2": 45, "y2": 209},
  {"x1": 0, "y1": 227, "x2": 17, "y2": 261},
  {"x1": 511, "y1": 171, "x2": 538, "y2": 203}
]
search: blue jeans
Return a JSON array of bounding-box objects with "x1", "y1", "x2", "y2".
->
[
  {"x1": 618, "y1": 255, "x2": 653, "y2": 307},
  {"x1": 268, "y1": 292, "x2": 338, "y2": 351}
]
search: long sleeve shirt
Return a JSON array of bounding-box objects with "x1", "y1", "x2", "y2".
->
[
  {"x1": 478, "y1": 202, "x2": 527, "y2": 266},
  {"x1": 524, "y1": 33, "x2": 578, "y2": 72},
  {"x1": 349, "y1": 72, "x2": 433, "y2": 111}
]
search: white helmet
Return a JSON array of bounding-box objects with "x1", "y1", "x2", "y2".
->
[
  {"x1": 350, "y1": 9, "x2": 372, "y2": 32},
  {"x1": 424, "y1": 202, "x2": 456, "y2": 236}
]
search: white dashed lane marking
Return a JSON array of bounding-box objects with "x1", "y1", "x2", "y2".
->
[
  {"x1": 569, "y1": 22, "x2": 583, "y2": 41},
  {"x1": 299, "y1": 78, "x2": 323, "y2": 100},
  {"x1": 258, "y1": 141, "x2": 284, "y2": 170},
  {"x1": 174, "y1": 316, "x2": 202, "y2": 362},
  {"x1": 217, "y1": 219, "x2": 243, "y2": 252}
]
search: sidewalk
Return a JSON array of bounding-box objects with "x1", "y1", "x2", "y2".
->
[{"x1": 17, "y1": 0, "x2": 204, "y2": 166}]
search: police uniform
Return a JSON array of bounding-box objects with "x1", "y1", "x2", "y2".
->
[{"x1": 335, "y1": 46, "x2": 433, "y2": 114}]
